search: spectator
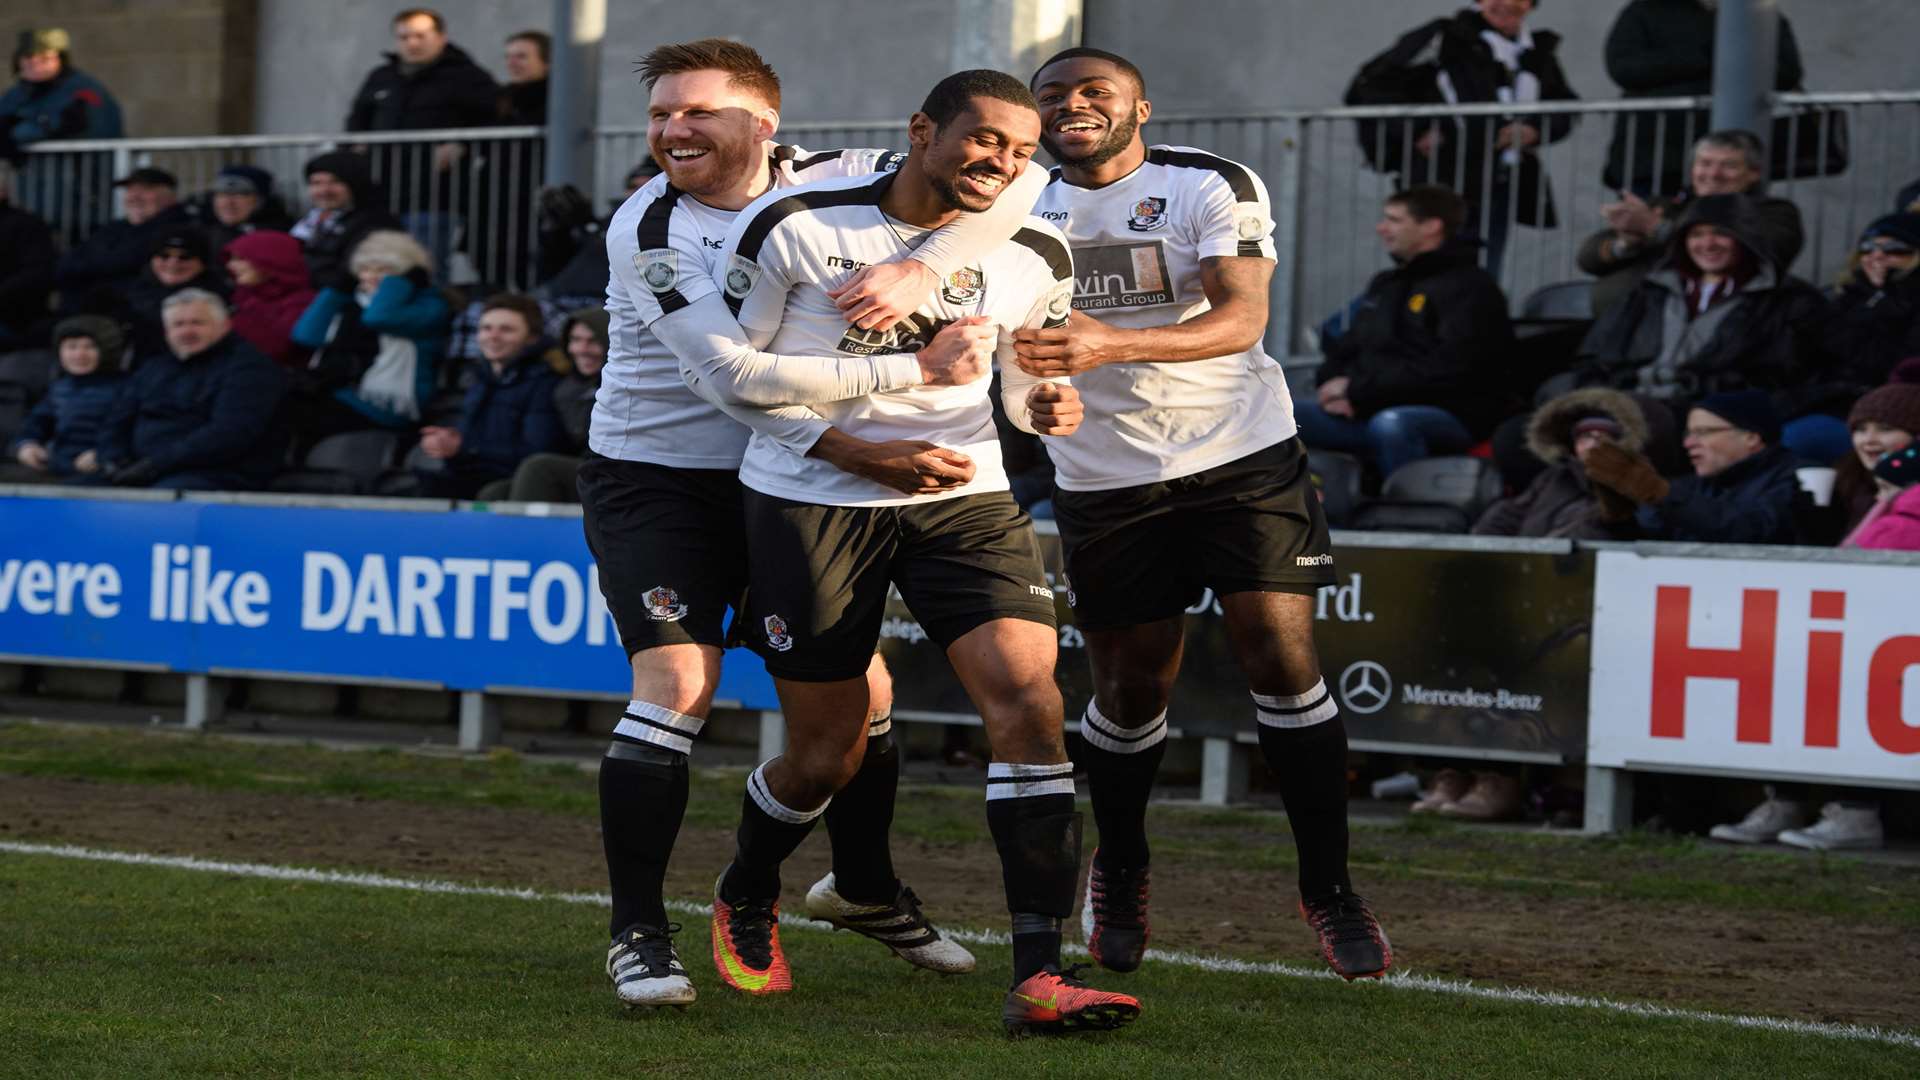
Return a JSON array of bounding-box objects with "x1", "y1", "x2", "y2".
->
[
  {"x1": 224, "y1": 230, "x2": 316, "y2": 368},
  {"x1": 1303, "y1": 185, "x2": 1516, "y2": 478},
  {"x1": 1848, "y1": 444, "x2": 1920, "y2": 551},
  {"x1": 0, "y1": 27, "x2": 122, "y2": 155},
  {"x1": 1348, "y1": 0, "x2": 1579, "y2": 276},
  {"x1": 1579, "y1": 130, "x2": 1807, "y2": 315},
  {"x1": 536, "y1": 160, "x2": 657, "y2": 299},
  {"x1": 1583, "y1": 390, "x2": 1801, "y2": 544},
  {"x1": 1820, "y1": 215, "x2": 1920, "y2": 392},
  {"x1": 288, "y1": 230, "x2": 447, "y2": 452},
  {"x1": 414, "y1": 292, "x2": 560, "y2": 499},
  {"x1": 195, "y1": 165, "x2": 294, "y2": 254},
  {"x1": 2, "y1": 315, "x2": 125, "y2": 483},
  {"x1": 93, "y1": 289, "x2": 287, "y2": 491},
  {"x1": 53, "y1": 167, "x2": 194, "y2": 313},
  {"x1": 294, "y1": 150, "x2": 401, "y2": 291},
  {"x1": 344, "y1": 7, "x2": 499, "y2": 272},
  {"x1": 118, "y1": 228, "x2": 227, "y2": 361},
  {"x1": 470, "y1": 29, "x2": 552, "y2": 288},
  {"x1": 1835, "y1": 371, "x2": 1920, "y2": 543},
  {"x1": 498, "y1": 30, "x2": 550, "y2": 123},
  {"x1": 1575, "y1": 194, "x2": 1827, "y2": 454},
  {"x1": 1601, "y1": 0, "x2": 1804, "y2": 197},
  {"x1": 502, "y1": 306, "x2": 603, "y2": 502},
  {"x1": 0, "y1": 159, "x2": 55, "y2": 348},
  {"x1": 1472, "y1": 388, "x2": 1670, "y2": 539}
]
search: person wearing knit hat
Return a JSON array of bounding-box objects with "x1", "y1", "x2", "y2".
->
[
  {"x1": 1584, "y1": 389, "x2": 1801, "y2": 543},
  {"x1": 1828, "y1": 362, "x2": 1920, "y2": 534},
  {"x1": 1, "y1": 27, "x2": 123, "y2": 159},
  {"x1": 3, "y1": 314, "x2": 129, "y2": 482},
  {"x1": 198, "y1": 164, "x2": 294, "y2": 253}
]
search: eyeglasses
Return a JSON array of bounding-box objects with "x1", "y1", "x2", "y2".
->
[
  {"x1": 1683, "y1": 425, "x2": 1739, "y2": 439},
  {"x1": 1859, "y1": 241, "x2": 1917, "y2": 257}
]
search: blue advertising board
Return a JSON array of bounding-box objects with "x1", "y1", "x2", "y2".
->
[{"x1": 0, "y1": 496, "x2": 779, "y2": 708}]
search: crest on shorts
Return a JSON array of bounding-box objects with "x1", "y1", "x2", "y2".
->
[
  {"x1": 941, "y1": 266, "x2": 984, "y2": 305},
  {"x1": 724, "y1": 253, "x2": 760, "y2": 299},
  {"x1": 1127, "y1": 196, "x2": 1168, "y2": 232},
  {"x1": 763, "y1": 614, "x2": 794, "y2": 652},
  {"x1": 636, "y1": 248, "x2": 679, "y2": 293},
  {"x1": 643, "y1": 585, "x2": 687, "y2": 622}
]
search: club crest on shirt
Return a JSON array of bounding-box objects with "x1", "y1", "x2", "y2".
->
[
  {"x1": 724, "y1": 253, "x2": 760, "y2": 299},
  {"x1": 643, "y1": 585, "x2": 688, "y2": 622},
  {"x1": 636, "y1": 248, "x2": 679, "y2": 293},
  {"x1": 1127, "y1": 196, "x2": 1168, "y2": 232},
  {"x1": 763, "y1": 614, "x2": 794, "y2": 652},
  {"x1": 941, "y1": 266, "x2": 984, "y2": 305}
]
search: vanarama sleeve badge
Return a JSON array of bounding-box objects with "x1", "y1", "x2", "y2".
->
[
  {"x1": 636, "y1": 248, "x2": 679, "y2": 293},
  {"x1": 724, "y1": 253, "x2": 761, "y2": 299}
]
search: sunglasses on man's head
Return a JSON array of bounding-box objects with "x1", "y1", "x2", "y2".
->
[{"x1": 1859, "y1": 240, "x2": 1917, "y2": 257}]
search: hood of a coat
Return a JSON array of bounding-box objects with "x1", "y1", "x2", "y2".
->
[{"x1": 1526, "y1": 387, "x2": 1653, "y2": 463}]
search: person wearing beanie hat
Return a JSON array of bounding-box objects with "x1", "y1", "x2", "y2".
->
[
  {"x1": 3, "y1": 314, "x2": 129, "y2": 482},
  {"x1": 1584, "y1": 390, "x2": 1801, "y2": 543},
  {"x1": 1, "y1": 26, "x2": 123, "y2": 159},
  {"x1": 1825, "y1": 362, "x2": 1920, "y2": 534},
  {"x1": 1819, "y1": 215, "x2": 1920, "y2": 396},
  {"x1": 197, "y1": 164, "x2": 294, "y2": 253},
  {"x1": 1844, "y1": 441, "x2": 1920, "y2": 549},
  {"x1": 294, "y1": 150, "x2": 401, "y2": 291},
  {"x1": 113, "y1": 227, "x2": 228, "y2": 361}
]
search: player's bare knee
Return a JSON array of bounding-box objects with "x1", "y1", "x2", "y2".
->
[
  {"x1": 629, "y1": 645, "x2": 719, "y2": 715},
  {"x1": 1093, "y1": 671, "x2": 1175, "y2": 726},
  {"x1": 863, "y1": 653, "x2": 894, "y2": 721}
]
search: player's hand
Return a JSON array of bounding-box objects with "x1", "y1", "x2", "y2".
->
[
  {"x1": 829, "y1": 260, "x2": 940, "y2": 332},
  {"x1": 1025, "y1": 382, "x2": 1084, "y2": 437},
  {"x1": 1011, "y1": 310, "x2": 1120, "y2": 378},
  {"x1": 854, "y1": 440, "x2": 977, "y2": 495},
  {"x1": 915, "y1": 315, "x2": 996, "y2": 387}
]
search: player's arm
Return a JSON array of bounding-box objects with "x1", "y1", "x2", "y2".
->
[{"x1": 999, "y1": 277, "x2": 1084, "y2": 438}]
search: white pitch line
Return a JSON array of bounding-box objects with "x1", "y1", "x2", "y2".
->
[{"x1": 3, "y1": 840, "x2": 1916, "y2": 1052}]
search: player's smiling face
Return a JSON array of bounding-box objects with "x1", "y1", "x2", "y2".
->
[
  {"x1": 1033, "y1": 57, "x2": 1148, "y2": 169},
  {"x1": 919, "y1": 96, "x2": 1040, "y2": 213},
  {"x1": 646, "y1": 70, "x2": 776, "y2": 198}
]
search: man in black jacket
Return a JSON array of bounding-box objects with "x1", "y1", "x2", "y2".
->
[
  {"x1": 0, "y1": 159, "x2": 55, "y2": 347},
  {"x1": 294, "y1": 150, "x2": 402, "y2": 291},
  {"x1": 53, "y1": 167, "x2": 194, "y2": 315},
  {"x1": 1582, "y1": 390, "x2": 1801, "y2": 544},
  {"x1": 94, "y1": 289, "x2": 287, "y2": 491},
  {"x1": 1303, "y1": 185, "x2": 1516, "y2": 478}
]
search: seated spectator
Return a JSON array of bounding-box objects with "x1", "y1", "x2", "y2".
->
[
  {"x1": 288, "y1": 230, "x2": 448, "y2": 452},
  {"x1": 224, "y1": 230, "x2": 316, "y2": 368},
  {"x1": 503, "y1": 307, "x2": 603, "y2": 502},
  {"x1": 1835, "y1": 371, "x2": 1920, "y2": 544},
  {"x1": 1576, "y1": 193, "x2": 1828, "y2": 458},
  {"x1": 1847, "y1": 444, "x2": 1920, "y2": 551},
  {"x1": 2, "y1": 315, "x2": 125, "y2": 483},
  {"x1": 93, "y1": 289, "x2": 287, "y2": 491},
  {"x1": 0, "y1": 27, "x2": 123, "y2": 158},
  {"x1": 1820, "y1": 214, "x2": 1920, "y2": 393},
  {"x1": 53, "y1": 167, "x2": 194, "y2": 313},
  {"x1": 0, "y1": 159, "x2": 55, "y2": 348},
  {"x1": 293, "y1": 150, "x2": 401, "y2": 291},
  {"x1": 195, "y1": 165, "x2": 294, "y2": 253},
  {"x1": 536, "y1": 160, "x2": 656, "y2": 301},
  {"x1": 1583, "y1": 391, "x2": 1801, "y2": 544},
  {"x1": 1302, "y1": 185, "x2": 1515, "y2": 478},
  {"x1": 117, "y1": 229, "x2": 227, "y2": 360},
  {"x1": 414, "y1": 293, "x2": 559, "y2": 499},
  {"x1": 1579, "y1": 131, "x2": 1806, "y2": 315},
  {"x1": 1472, "y1": 388, "x2": 1669, "y2": 539}
]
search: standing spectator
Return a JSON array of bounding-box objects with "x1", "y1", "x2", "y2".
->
[
  {"x1": 288, "y1": 230, "x2": 447, "y2": 451},
  {"x1": 0, "y1": 159, "x2": 55, "y2": 348},
  {"x1": 1834, "y1": 371, "x2": 1920, "y2": 543},
  {"x1": 470, "y1": 29, "x2": 551, "y2": 288},
  {"x1": 1601, "y1": 0, "x2": 1804, "y2": 197},
  {"x1": 195, "y1": 165, "x2": 294, "y2": 254},
  {"x1": 53, "y1": 167, "x2": 193, "y2": 314},
  {"x1": 1472, "y1": 387, "x2": 1670, "y2": 539},
  {"x1": 93, "y1": 289, "x2": 287, "y2": 491},
  {"x1": 1579, "y1": 131, "x2": 1807, "y2": 315},
  {"x1": 1302, "y1": 185, "x2": 1516, "y2": 478},
  {"x1": 2, "y1": 316, "x2": 125, "y2": 483},
  {"x1": 344, "y1": 8, "x2": 499, "y2": 274},
  {"x1": 502, "y1": 306, "x2": 602, "y2": 502},
  {"x1": 294, "y1": 151, "x2": 401, "y2": 291},
  {"x1": 2, "y1": 28, "x2": 124, "y2": 245},
  {"x1": 1584, "y1": 390, "x2": 1802, "y2": 544},
  {"x1": 498, "y1": 30, "x2": 550, "y2": 124},
  {"x1": 1348, "y1": 1, "x2": 1579, "y2": 276},
  {"x1": 414, "y1": 292, "x2": 560, "y2": 499},
  {"x1": 117, "y1": 229, "x2": 227, "y2": 361},
  {"x1": 224, "y1": 230, "x2": 316, "y2": 369}
]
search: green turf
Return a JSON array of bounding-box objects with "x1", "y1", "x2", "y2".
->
[
  {"x1": 3, "y1": 720, "x2": 1915, "y2": 929},
  {"x1": 2, "y1": 852, "x2": 1912, "y2": 1080}
]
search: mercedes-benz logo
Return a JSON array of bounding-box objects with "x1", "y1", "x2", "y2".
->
[{"x1": 1338, "y1": 660, "x2": 1392, "y2": 715}]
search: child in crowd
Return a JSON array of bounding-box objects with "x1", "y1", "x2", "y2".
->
[{"x1": 3, "y1": 316, "x2": 126, "y2": 482}]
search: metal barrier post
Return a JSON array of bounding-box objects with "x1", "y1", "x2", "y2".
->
[
  {"x1": 183, "y1": 674, "x2": 225, "y2": 731},
  {"x1": 757, "y1": 711, "x2": 786, "y2": 762},
  {"x1": 458, "y1": 691, "x2": 501, "y2": 751},
  {"x1": 1198, "y1": 737, "x2": 1249, "y2": 806},
  {"x1": 1269, "y1": 116, "x2": 1306, "y2": 355},
  {"x1": 1582, "y1": 764, "x2": 1633, "y2": 835}
]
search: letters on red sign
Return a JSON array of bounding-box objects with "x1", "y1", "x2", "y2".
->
[
  {"x1": 1867, "y1": 636, "x2": 1920, "y2": 755},
  {"x1": 1650, "y1": 586, "x2": 1778, "y2": 743}
]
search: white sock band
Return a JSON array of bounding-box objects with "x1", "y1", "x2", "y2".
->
[
  {"x1": 1079, "y1": 700, "x2": 1168, "y2": 754},
  {"x1": 1253, "y1": 680, "x2": 1339, "y2": 729},
  {"x1": 747, "y1": 764, "x2": 829, "y2": 824},
  {"x1": 867, "y1": 710, "x2": 893, "y2": 739},
  {"x1": 613, "y1": 700, "x2": 705, "y2": 756},
  {"x1": 985, "y1": 761, "x2": 1076, "y2": 801}
]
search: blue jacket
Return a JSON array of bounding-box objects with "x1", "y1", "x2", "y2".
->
[
  {"x1": 292, "y1": 275, "x2": 449, "y2": 427},
  {"x1": 97, "y1": 332, "x2": 288, "y2": 485},
  {"x1": 1637, "y1": 445, "x2": 1803, "y2": 544},
  {"x1": 0, "y1": 68, "x2": 123, "y2": 146},
  {"x1": 454, "y1": 346, "x2": 563, "y2": 480},
  {"x1": 8, "y1": 370, "x2": 126, "y2": 473}
]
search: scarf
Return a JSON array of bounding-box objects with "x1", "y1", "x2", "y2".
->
[{"x1": 1434, "y1": 22, "x2": 1542, "y2": 167}]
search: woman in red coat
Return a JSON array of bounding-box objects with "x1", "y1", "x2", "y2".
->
[{"x1": 222, "y1": 229, "x2": 315, "y2": 368}]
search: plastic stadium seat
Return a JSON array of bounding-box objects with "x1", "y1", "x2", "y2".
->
[
  {"x1": 1348, "y1": 456, "x2": 1504, "y2": 534},
  {"x1": 270, "y1": 430, "x2": 402, "y2": 495},
  {"x1": 1308, "y1": 449, "x2": 1365, "y2": 528},
  {"x1": 1519, "y1": 281, "x2": 1594, "y2": 322}
]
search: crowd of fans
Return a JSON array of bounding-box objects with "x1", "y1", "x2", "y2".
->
[{"x1": 3, "y1": 3, "x2": 1920, "y2": 561}]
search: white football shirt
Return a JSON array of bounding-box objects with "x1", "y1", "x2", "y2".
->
[
  {"x1": 1032, "y1": 145, "x2": 1298, "y2": 491},
  {"x1": 723, "y1": 171, "x2": 1075, "y2": 507}
]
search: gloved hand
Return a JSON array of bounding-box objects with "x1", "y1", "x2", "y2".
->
[
  {"x1": 1582, "y1": 440, "x2": 1670, "y2": 505},
  {"x1": 106, "y1": 458, "x2": 162, "y2": 488}
]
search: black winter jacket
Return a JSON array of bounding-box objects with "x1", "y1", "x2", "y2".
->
[
  {"x1": 454, "y1": 345, "x2": 563, "y2": 481},
  {"x1": 346, "y1": 44, "x2": 499, "y2": 212},
  {"x1": 299, "y1": 151, "x2": 403, "y2": 291},
  {"x1": 117, "y1": 268, "x2": 230, "y2": 362},
  {"x1": 8, "y1": 369, "x2": 126, "y2": 473},
  {"x1": 97, "y1": 332, "x2": 287, "y2": 485},
  {"x1": 0, "y1": 198, "x2": 54, "y2": 340},
  {"x1": 53, "y1": 202, "x2": 195, "y2": 312},
  {"x1": 1637, "y1": 444, "x2": 1802, "y2": 544},
  {"x1": 1318, "y1": 238, "x2": 1517, "y2": 437},
  {"x1": 1819, "y1": 271, "x2": 1920, "y2": 394}
]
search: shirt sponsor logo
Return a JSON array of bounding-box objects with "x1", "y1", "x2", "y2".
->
[
  {"x1": 1127, "y1": 196, "x2": 1168, "y2": 232},
  {"x1": 1070, "y1": 242, "x2": 1174, "y2": 310},
  {"x1": 636, "y1": 248, "x2": 679, "y2": 293},
  {"x1": 941, "y1": 266, "x2": 984, "y2": 305},
  {"x1": 835, "y1": 313, "x2": 952, "y2": 355}
]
